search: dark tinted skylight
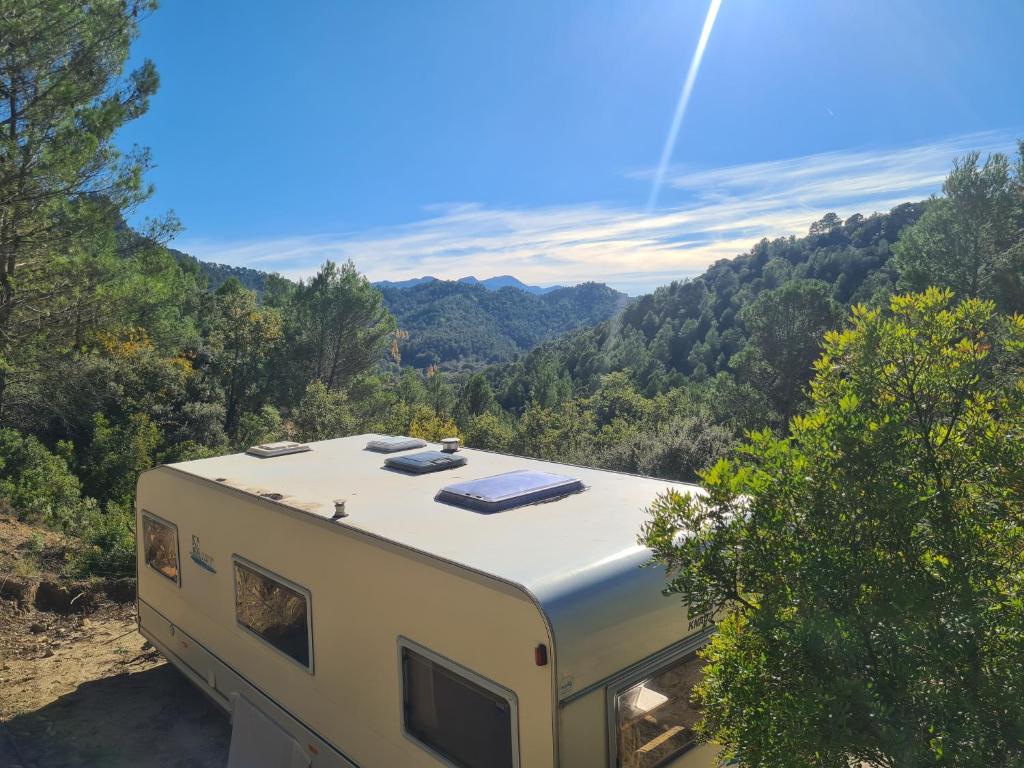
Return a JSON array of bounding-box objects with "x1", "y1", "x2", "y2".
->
[
  {"x1": 436, "y1": 470, "x2": 584, "y2": 513},
  {"x1": 365, "y1": 436, "x2": 427, "y2": 453},
  {"x1": 384, "y1": 451, "x2": 468, "y2": 475}
]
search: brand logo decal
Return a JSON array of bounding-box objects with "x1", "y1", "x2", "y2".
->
[
  {"x1": 190, "y1": 535, "x2": 217, "y2": 573},
  {"x1": 688, "y1": 611, "x2": 714, "y2": 631}
]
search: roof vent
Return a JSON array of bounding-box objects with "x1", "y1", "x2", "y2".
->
[
  {"x1": 365, "y1": 436, "x2": 427, "y2": 453},
  {"x1": 384, "y1": 451, "x2": 468, "y2": 475},
  {"x1": 246, "y1": 441, "x2": 311, "y2": 458},
  {"x1": 440, "y1": 437, "x2": 460, "y2": 453},
  {"x1": 436, "y1": 470, "x2": 585, "y2": 513}
]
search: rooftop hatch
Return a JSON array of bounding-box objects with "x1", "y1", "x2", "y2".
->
[
  {"x1": 365, "y1": 436, "x2": 427, "y2": 453},
  {"x1": 246, "y1": 441, "x2": 311, "y2": 458},
  {"x1": 384, "y1": 451, "x2": 468, "y2": 475},
  {"x1": 436, "y1": 469, "x2": 585, "y2": 513}
]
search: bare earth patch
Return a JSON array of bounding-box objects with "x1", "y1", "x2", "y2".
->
[{"x1": 0, "y1": 516, "x2": 230, "y2": 767}]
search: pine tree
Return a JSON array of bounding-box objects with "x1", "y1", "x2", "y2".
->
[{"x1": 0, "y1": 0, "x2": 160, "y2": 418}]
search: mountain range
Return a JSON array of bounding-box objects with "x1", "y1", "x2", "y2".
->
[
  {"x1": 374, "y1": 274, "x2": 562, "y2": 295},
  {"x1": 378, "y1": 279, "x2": 627, "y2": 368},
  {"x1": 173, "y1": 252, "x2": 626, "y2": 368}
]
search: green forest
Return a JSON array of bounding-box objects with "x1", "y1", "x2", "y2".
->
[
  {"x1": 377, "y1": 279, "x2": 626, "y2": 367},
  {"x1": 2, "y1": 4, "x2": 1024, "y2": 764},
  {"x1": 174, "y1": 255, "x2": 627, "y2": 368}
]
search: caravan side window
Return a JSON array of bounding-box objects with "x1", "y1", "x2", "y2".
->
[
  {"x1": 233, "y1": 558, "x2": 312, "y2": 671},
  {"x1": 400, "y1": 639, "x2": 518, "y2": 768},
  {"x1": 142, "y1": 513, "x2": 180, "y2": 584},
  {"x1": 611, "y1": 650, "x2": 706, "y2": 768}
]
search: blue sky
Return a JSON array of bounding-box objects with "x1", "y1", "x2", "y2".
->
[{"x1": 120, "y1": 0, "x2": 1024, "y2": 294}]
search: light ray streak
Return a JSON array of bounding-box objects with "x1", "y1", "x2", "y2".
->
[{"x1": 647, "y1": 0, "x2": 724, "y2": 212}]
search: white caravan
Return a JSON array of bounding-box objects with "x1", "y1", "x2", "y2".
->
[{"x1": 135, "y1": 434, "x2": 718, "y2": 768}]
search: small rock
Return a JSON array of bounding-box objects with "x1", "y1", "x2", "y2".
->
[
  {"x1": 42, "y1": 647, "x2": 54, "y2": 658},
  {"x1": 29, "y1": 622, "x2": 46, "y2": 634}
]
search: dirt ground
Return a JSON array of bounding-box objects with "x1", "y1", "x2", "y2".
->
[{"x1": 0, "y1": 516, "x2": 231, "y2": 767}]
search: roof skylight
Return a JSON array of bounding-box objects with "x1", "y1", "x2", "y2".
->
[
  {"x1": 365, "y1": 436, "x2": 427, "y2": 453},
  {"x1": 384, "y1": 451, "x2": 468, "y2": 475},
  {"x1": 436, "y1": 470, "x2": 584, "y2": 513},
  {"x1": 245, "y1": 441, "x2": 311, "y2": 458}
]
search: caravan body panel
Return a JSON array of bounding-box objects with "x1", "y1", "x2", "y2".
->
[{"x1": 137, "y1": 467, "x2": 556, "y2": 767}]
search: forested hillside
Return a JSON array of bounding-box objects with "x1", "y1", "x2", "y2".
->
[
  {"x1": 494, "y1": 202, "x2": 926, "y2": 415},
  {"x1": 183, "y1": 252, "x2": 626, "y2": 366},
  {"x1": 472, "y1": 152, "x2": 1022, "y2": 477},
  {"x1": 175, "y1": 251, "x2": 269, "y2": 294},
  {"x1": 379, "y1": 279, "x2": 627, "y2": 367}
]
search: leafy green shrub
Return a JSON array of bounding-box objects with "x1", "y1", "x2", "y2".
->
[
  {"x1": 80, "y1": 412, "x2": 160, "y2": 507},
  {"x1": 0, "y1": 428, "x2": 85, "y2": 530},
  {"x1": 292, "y1": 380, "x2": 353, "y2": 441},
  {"x1": 595, "y1": 413, "x2": 735, "y2": 482},
  {"x1": 642, "y1": 290, "x2": 1024, "y2": 767},
  {"x1": 157, "y1": 440, "x2": 226, "y2": 464},
  {"x1": 462, "y1": 412, "x2": 515, "y2": 453},
  {"x1": 236, "y1": 404, "x2": 285, "y2": 449},
  {"x1": 408, "y1": 405, "x2": 460, "y2": 442},
  {"x1": 71, "y1": 501, "x2": 136, "y2": 578}
]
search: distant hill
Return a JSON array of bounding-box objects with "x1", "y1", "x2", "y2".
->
[
  {"x1": 170, "y1": 249, "x2": 271, "y2": 295},
  {"x1": 176, "y1": 257, "x2": 566, "y2": 299},
  {"x1": 373, "y1": 275, "x2": 438, "y2": 290},
  {"x1": 379, "y1": 279, "x2": 628, "y2": 368},
  {"x1": 170, "y1": 250, "x2": 623, "y2": 368},
  {"x1": 375, "y1": 274, "x2": 562, "y2": 295}
]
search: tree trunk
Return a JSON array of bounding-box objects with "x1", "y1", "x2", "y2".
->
[{"x1": 0, "y1": 74, "x2": 21, "y2": 424}]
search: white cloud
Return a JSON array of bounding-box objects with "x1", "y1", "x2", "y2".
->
[{"x1": 175, "y1": 130, "x2": 1019, "y2": 295}]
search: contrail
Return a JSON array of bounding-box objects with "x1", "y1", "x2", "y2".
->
[{"x1": 647, "y1": 0, "x2": 724, "y2": 212}]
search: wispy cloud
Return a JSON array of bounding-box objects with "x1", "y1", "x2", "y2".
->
[{"x1": 176, "y1": 130, "x2": 1018, "y2": 295}]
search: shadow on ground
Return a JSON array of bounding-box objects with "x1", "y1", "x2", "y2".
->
[{"x1": 3, "y1": 663, "x2": 230, "y2": 768}]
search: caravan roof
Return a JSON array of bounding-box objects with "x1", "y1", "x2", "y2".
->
[
  {"x1": 165, "y1": 434, "x2": 706, "y2": 698},
  {"x1": 168, "y1": 434, "x2": 701, "y2": 592}
]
